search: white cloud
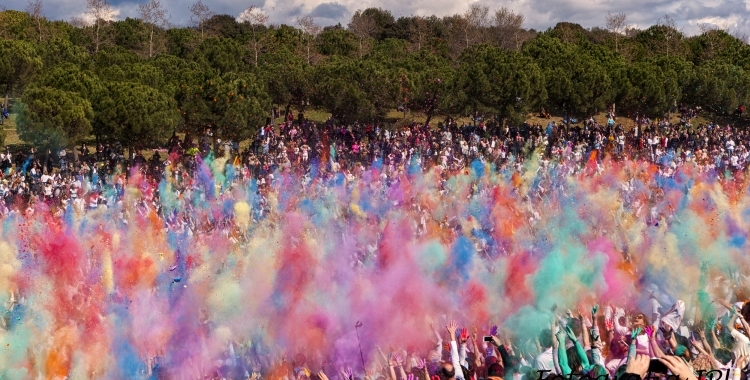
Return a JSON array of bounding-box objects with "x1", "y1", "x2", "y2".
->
[
  {"x1": 4, "y1": 0, "x2": 749, "y2": 37},
  {"x1": 72, "y1": 6, "x2": 121, "y2": 26}
]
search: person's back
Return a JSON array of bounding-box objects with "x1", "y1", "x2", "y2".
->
[{"x1": 535, "y1": 329, "x2": 556, "y2": 376}]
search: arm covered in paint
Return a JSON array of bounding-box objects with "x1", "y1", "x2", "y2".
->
[
  {"x1": 566, "y1": 325, "x2": 591, "y2": 370},
  {"x1": 628, "y1": 328, "x2": 642, "y2": 361},
  {"x1": 458, "y1": 327, "x2": 470, "y2": 368},
  {"x1": 555, "y1": 327, "x2": 571, "y2": 376}
]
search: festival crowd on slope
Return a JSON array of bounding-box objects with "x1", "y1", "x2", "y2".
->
[
  {"x1": 0, "y1": 105, "x2": 746, "y2": 220},
  {"x1": 1, "y1": 106, "x2": 750, "y2": 379}
]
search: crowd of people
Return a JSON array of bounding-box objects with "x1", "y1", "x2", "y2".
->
[
  {"x1": 188, "y1": 300, "x2": 750, "y2": 380},
  {"x1": 0, "y1": 105, "x2": 745, "y2": 226},
  {"x1": 1, "y1": 106, "x2": 750, "y2": 380}
]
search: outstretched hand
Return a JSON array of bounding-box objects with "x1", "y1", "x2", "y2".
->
[
  {"x1": 490, "y1": 325, "x2": 499, "y2": 337},
  {"x1": 736, "y1": 355, "x2": 750, "y2": 370},
  {"x1": 446, "y1": 321, "x2": 458, "y2": 340},
  {"x1": 565, "y1": 325, "x2": 577, "y2": 341},
  {"x1": 459, "y1": 328, "x2": 469, "y2": 343},
  {"x1": 659, "y1": 356, "x2": 697, "y2": 380},
  {"x1": 631, "y1": 327, "x2": 642, "y2": 339},
  {"x1": 625, "y1": 355, "x2": 650, "y2": 379},
  {"x1": 555, "y1": 326, "x2": 567, "y2": 342}
]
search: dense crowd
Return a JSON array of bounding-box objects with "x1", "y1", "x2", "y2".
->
[
  {"x1": 182, "y1": 300, "x2": 750, "y2": 380},
  {"x1": 2, "y1": 107, "x2": 750, "y2": 380},
  {"x1": 0, "y1": 106, "x2": 746, "y2": 223}
]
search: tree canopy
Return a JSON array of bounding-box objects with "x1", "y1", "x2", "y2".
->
[{"x1": 2, "y1": 6, "x2": 749, "y2": 148}]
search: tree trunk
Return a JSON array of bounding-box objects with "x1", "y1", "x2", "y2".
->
[
  {"x1": 424, "y1": 92, "x2": 439, "y2": 127},
  {"x1": 95, "y1": 21, "x2": 100, "y2": 53}
]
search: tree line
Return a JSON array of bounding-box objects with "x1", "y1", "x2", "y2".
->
[{"x1": 1, "y1": 0, "x2": 749, "y2": 150}]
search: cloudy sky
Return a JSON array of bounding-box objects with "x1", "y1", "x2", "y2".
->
[{"x1": 5, "y1": 0, "x2": 750, "y2": 38}]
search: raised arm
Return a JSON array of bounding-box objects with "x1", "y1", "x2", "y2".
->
[
  {"x1": 376, "y1": 347, "x2": 390, "y2": 368},
  {"x1": 388, "y1": 358, "x2": 398, "y2": 380},
  {"x1": 555, "y1": 325, "x2": 571, "y2": 376},
  {"x1": 458, "y1": 328, "x2": 469, "y2": 368},
  {"x1": 550, "y1": 314, "x2": 561, "y2": 375},
  {"x1": 695, "y1": 325, "x2": 714, "y2": 357},
  {"x1": 628, "y1": 328, "x2": 642, "y2": 361},
  {"x1": 471, "y1": 329, "x2": 482, "y2": 368},
  {"x1": 565, "y1": 325, "x2": 591, "y2": 370},
  {"x1": 447, "y1": 321, "x2": 466, "y2": 380},
  {"x1": 431, "y1": 322, "x2": 443, "y2": 352},
  {"x1": 579, "y1": 309, "x2": 591, "y2": 351},
  {"x1": 614, "y1": 307, "x2": 631, "y2": 336},
  {"x1": 646, "y1": 326, "x2": 664, "y2": 359},
  {"x1": 590, "y1": 305, "x2": 605, "y2": 367},
  {"x1": 395, "y1": 355, "x2": 407, "y2": 380}
]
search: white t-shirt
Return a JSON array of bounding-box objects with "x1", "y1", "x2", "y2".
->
[{"x1": 535, "y1": 347, "x2": 557, "y2": 375}]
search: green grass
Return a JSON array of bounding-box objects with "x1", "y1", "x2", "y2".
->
[{"x1": 4, "y1": 129, "x2": 21, "y2": 146}]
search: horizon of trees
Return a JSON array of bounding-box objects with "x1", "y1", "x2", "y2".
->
[{"x1": 1, "y1": 0, "x2": 750, "y2": 150}]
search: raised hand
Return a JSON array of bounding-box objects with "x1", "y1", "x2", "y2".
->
[
  {"x1": 644, "y1": 325, "x2": 654, "y2": 338},
  {"x1": 415, "y1": 358, "x2": 427, "y2": 370},
  {"x1": 625, "y1": 355, "x2": 650, "y2": 379},
  {"x1": 459, "y1": 328, "x2": 469, "y2": 343},
  {"x1": 592, "y1": 304, "x2": 599, "y2": 316},
  {"x1": 343, "y1": 367, "x2": 353, "y2": 380},
  {"x1": 555, "y1": 326, "x2": 567, "y2": 342},
  {"x1": 446, "y1": 320, "x2": 458, "y2": 340},
  {"x1": 394, "y1": 354, "x2": 404, "y2": 366},
  {"x1": 565, "y1": 325, "x2": 577, "y2": 341},
  {"x1": 631, "y1": 327, "x2": 642, "y2": 339},
  {"x1": 604, "y1": 308, "x2": 614, "y2": 332},
  {"x1": 659, "y1": 356, "x2": 698, "y2": 380},
  {"x1": 490, "y1": 325, "x2": 499, "y2": 337},
  {"x1": 706, "y1": 318, "x2": 716, "y2": 331},
  {"x1": 737, "y1": 355, "x2": 750, "y2": 370}
]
